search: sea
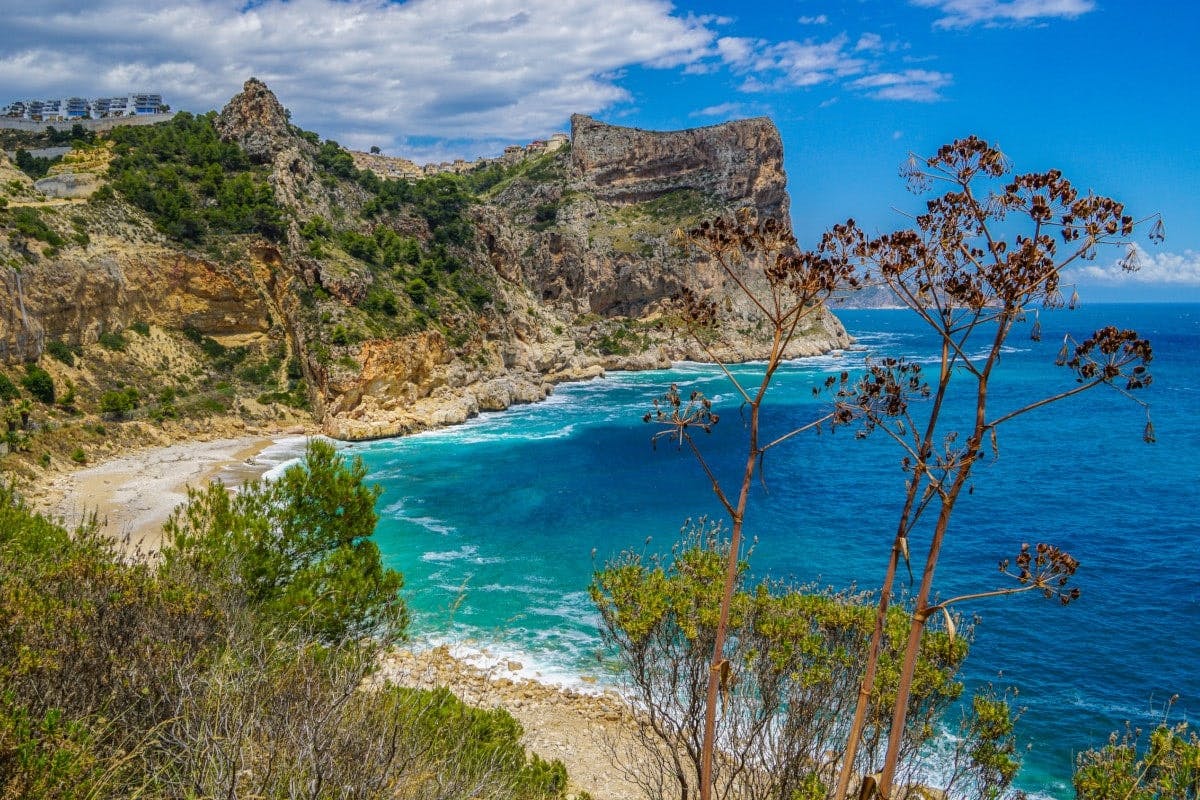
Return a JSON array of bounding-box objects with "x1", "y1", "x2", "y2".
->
[{"x1": 274, "y1": 303, "x2": 1200, "y2": 799}]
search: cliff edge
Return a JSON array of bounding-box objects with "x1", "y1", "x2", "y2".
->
[{"x1": 0, "y1": 80, "x2": 849, "y2": 454}]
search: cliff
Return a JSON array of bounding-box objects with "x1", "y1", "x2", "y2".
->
[{"x1": 0, "y1": 79, "x2": 849, "y2": 450}]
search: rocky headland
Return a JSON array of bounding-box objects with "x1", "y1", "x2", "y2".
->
[{"x1": 0, "y1": 78, "x2": 849, "y2": 477}]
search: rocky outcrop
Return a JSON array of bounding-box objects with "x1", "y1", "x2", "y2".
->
[
  {"x1": 0, "y1": 81, "x2": 851, "y2": 444},
  {"x1": 215, "y1": 77, "x2": 296, "y2": 164},
  {"x1": 0, "y1": 236, "x2": 271, "y2": 363},
  {"x1": 570, "y1": 114, "x2": 788, "y2": 218}
]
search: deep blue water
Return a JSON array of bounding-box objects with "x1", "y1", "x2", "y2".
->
[{"x1": 347, "y1": 303, "x2": 1198, "y2": 799}]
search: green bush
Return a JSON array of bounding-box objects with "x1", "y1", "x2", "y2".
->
[
  {"x1": 129, "y1": 321, "x2": 150, "y2": 336},
  {"x1": 591, "y1": 524, "x2": 971, "y2": 798},
  {"x1": 97, "y1": 330, "x2": 126, "y2": 351},
  {"x1": 531, "y1": 202, "x2": 558, "y2": 232},
  {"x1": 21, "y1": 364, "x2": 55, "y2": 404},
  {"x1": 12, "y1": 149, "x2": 60, "y2": 180},
  {"x1": 69, "y1": 447, "x2": 86, "y2": 464},
  {"x1": 8, "y1": 208, "x2": 65, "y2": 247},
  {"x1": 0, "y1": 372, "x2": 20, "y2": 402},
  {"x1": 45, "y1": 340, "x2": 76, "y2": 367},
  {"x1": 163, "y1": 440, "x2": 406, "y2": 643},
  {"x1": 1075, "y1": 721, "x2": 1200, "y2": 800},
  {"x1": 99, "y1": 387, "x2": 138, "y2": 418}
]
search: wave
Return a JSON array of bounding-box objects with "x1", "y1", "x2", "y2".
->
[{"x1": 422, "y1": 545, "x2": 485, "y2": 563}]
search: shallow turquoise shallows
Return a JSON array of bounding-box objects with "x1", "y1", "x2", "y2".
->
[{"x1": 332, "y1": 304, "x2": 1198, "y2": 800}]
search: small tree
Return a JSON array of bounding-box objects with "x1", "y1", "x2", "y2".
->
[
  {"x1": 163, "y1": 438, "x2": 406, "y2": 643},
  {"x1": 591, "y1": 522, "x2": 973, "y2": 800},
  {"x1": 830, "y1": 136, "x2": 1159, "y2": 799},
  {"x1": 1074, "y1": 711, "x2": 1200, "y2": 800},
  {"x1": 640, "y1": 209, "x2": 863, "y2": 800},
  {"x1": 20, "y1": 364, "x2": 55, "y2": 405}
]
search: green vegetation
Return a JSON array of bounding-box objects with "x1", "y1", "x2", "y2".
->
[
  {"x1": 0, "y1": 373, "x2": 18, "y2": 402},
  {"x1": 6, "y1": 207, "x2": 65, "y2": 247},
  {"x1": 594, "y1": 320, "x2": 650, "y2": 356},
  {"x1": 44, "y1": 339, "x2": 77, "y2": 367},
  {"x1": 0, "y1": 444, "x2": 567, "y2": 799},
  {"x1": 165, "y1": 440, "x2": 404, "y2": 642},
  {"x1": 12, "y1": 149, "x2": 61, "y2": 180},
  {"x1": 1075, "y1": 720, "x2": 1200, "y2": 799},
  {"x1": 98, "y1": 386, "x2": 139, "y2": 419},
  {"x1": 591, "y1": 523, "x2": 979, "y2": 799},
  {"x1": 107, "y1": 112, "x2": 283, "y2": 243},
  {"x1": 96, "y1": 329, "x2": 125, "y2": 351},
  {"x1": 20, "y1": 364, "x2": 54, "y2": 405}
]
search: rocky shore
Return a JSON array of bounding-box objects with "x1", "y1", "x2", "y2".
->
[{"x1": 378, "y1": 646, "x2": 644, "y2": 800}]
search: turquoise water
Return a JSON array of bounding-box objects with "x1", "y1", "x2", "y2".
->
[{"x1": 344, "y1": 304, "x2": 1198, "y2": 799}]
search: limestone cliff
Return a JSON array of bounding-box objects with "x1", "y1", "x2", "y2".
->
[{"x1": 0, "y1": 80, "x2": 849, "y2": 446}]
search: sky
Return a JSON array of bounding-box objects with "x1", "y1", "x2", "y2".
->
[{"x1": 2, "y1": 0, "x2": 1197, "y2": 301}]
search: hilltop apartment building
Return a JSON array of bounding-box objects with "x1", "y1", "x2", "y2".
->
[{"x1": 1, "y1": 94, "x2": 166, "y2": 122}]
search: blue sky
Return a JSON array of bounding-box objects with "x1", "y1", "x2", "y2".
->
[{"x1": 2, "y1": 0, "x2": 1196, "y2": 300}]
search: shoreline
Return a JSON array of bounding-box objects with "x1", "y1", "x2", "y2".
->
[
  {"x1": 32, "y1": 430, "x2": 316, "y2": 554},
  {"x1": 378, "y1": 645, "x2": 644, "y2": 800}
]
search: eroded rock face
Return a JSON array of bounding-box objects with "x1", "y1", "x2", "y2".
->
[
  {"x1": 0, "y1": 239, "x2": 272, "y2": 362},
  {"x1": 570, "y1": 114, "x2": 788, "y2": 218},
  {"x1": 0, "y1": 81, "x2": 852, "y2": 442},
  {"x1": 215, "y1": 77, "x2": 296, "y2": 164}
]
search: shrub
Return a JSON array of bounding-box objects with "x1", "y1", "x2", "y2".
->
[
  {"x1": 97, "y1": 330, "x2": 126, "y2": 351},
  {"x1": 12, "y1": 149, "x2": 60, "y2": 179},
  {"x1": 129, "y1": 321, "x2": 150, "y2": 337},
  {"x1": 99, "y1": 387, "x2": 138, "y2": 419},
  {"x1": 21, "y1": 364, "x2": 55, "y2": 404},
  {"x1": 0, "y1": 373, "x2": 19, "y2": 402},
  {"x1": 9, "y1": 208, "x2": 65, "y2": 247},
  {"x1": 69, "y1": 447, "x2": 86, "y2": 464},
  {"x1": 591, "y1": 523, "x2": 971, "y2": 799},
  {"x1": 44, "y1": 340, "x2": 75, "y2": 366},
  {"x1": 163, "y1": 440, "x2": 406, "y2": 643}
]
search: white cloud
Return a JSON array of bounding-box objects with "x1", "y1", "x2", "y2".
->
[
  {"x1": 690, "y1": 102, "x2": 745, "y2": 118},
  {"x1": 855, "y1": 33, "x2": 885, "y2": 52},
  {"x1": 850, "y1": 69, "x2": 952, "y2": 101},
  {"x1": 798, "y1": 14, "x2": 829, "y2": 25},
  {"x1": 911, "y1": 0, "x2": 1096, "y2": 29},
  {"x1": 0, "y1": 0, "x2": 717, "y2": 160},
  {"x1": 1062, "y1": 246, "x2": 1200, "y2": 287},
  {"x1": 717, "y1": 34, "x2": 866, "y2": 89}
]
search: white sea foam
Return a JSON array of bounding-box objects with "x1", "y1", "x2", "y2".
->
[
  {"x1": 407, "y1": 630, "x2": 611, "y2": 694},
  {"x1": 255, "y1": 434, "x2": 320, "y2": 481},
  {"x1": 420, "y1": 546, "x2": 509, "y2": 568},
  {"x1": 403, "y1": 515, "x2": 456, "y2": 535}
]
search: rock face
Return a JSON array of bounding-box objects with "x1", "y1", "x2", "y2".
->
[
  {"x1": 570, "y1": 114, "x2": 789, "y2": 219},
  {"x1": 215, "y1": 77, "x2": 296, "y2": 163},
  {"x1": 0, "y1": 81, "x2": 851, "y2": 443}
]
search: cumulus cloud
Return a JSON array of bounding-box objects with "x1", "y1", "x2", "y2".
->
[
  {"x1": 911, "y1": 0, "x2": 1096, "y2": 28},
  {"x1": 855, "y1": 33, "x2": 885, "y2": 52},
  {"x1": 1062, "y1": 246, "x2": 1200, "y2": 286},
  {"x1": 850, "y1": 69, "x2": 951, "y2": 101},
  {"x1": 0, "y1": 0, "x2": 716, "y2": 158},
  {"x1": 717, "y1": 34, "x2": 866, "y2": 89}
]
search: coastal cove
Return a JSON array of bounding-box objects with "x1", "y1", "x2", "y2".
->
[
  {"x1": 35, "y1": 304, "x2": 1199, "y2": 799},
  {"x1": 342, "y1": 303, "x2": 1199, "y2": 800}
]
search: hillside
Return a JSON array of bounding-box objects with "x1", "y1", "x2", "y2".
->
[{"x1": 0, "y1": 78, "x2": 849, "y2": 476}]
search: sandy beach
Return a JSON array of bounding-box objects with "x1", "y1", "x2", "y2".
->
[
  {"x1": 33, "y1": 432, "x2": 313, "y2": 553},
  {"x1": 27, "y1": 431, "x2": 647, "y2": 799}
]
